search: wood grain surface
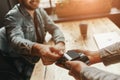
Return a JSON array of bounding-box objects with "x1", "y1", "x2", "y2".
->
[{"x1": 30, "y1": 17, "x2": 120, "y2": 80}]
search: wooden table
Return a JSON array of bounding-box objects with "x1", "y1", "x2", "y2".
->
[{"x1": 30, "y1": 17, "x2": 120, "y2": 80}]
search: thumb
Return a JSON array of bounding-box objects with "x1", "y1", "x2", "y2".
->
[
  {"x1": 65, "y1": 61, "x2": 73, "y2": 69},
  {"x1": 66, "y1": 61, "x2": 73, "y2": 67},
  {"x1": 78, "y1": 49, "x2": 90, "y2": 56},
  {"x1": 71, "y1": 49, "x2": 90, "y2": 56}
]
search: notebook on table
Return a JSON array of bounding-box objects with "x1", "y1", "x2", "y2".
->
[{"x1": 94, "y1": 32, "x2": 120, "y2": 49}]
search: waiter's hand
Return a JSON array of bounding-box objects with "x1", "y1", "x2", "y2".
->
[{"x1": 66, "y1": 61, "x2": 88, "y2": 80}]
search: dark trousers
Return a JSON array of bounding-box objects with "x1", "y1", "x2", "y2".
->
[{"x1": 0, "y1": 53, "x2": 23, "y2": 80}]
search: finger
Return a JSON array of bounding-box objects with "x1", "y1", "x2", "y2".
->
[
  {"x1": 42, "y1": 59, "x2": 53, "y2": 65},
  {"x1": 68, "y1": 70, "x2": 73, "y2": 76},
  {"x1": 66, "y1": 61, "x2": 79, "y2": 65},
  {"x1": 70, "y1": 71, "x2": 81, "y2": 80},
  {"x1": 69, "y1": 49, "x2": 87, "y2": 54},
  {"x1": 41, "y1": 54, "x2": 58, "y2": 65},
  {"x1": 46, "y1": 47, "x2": 60, "y2": 57},
  {"x1": 41, "y1": 49, "x2": 62, "y2": 65},
  {"x1": 45, "y1": 51, "x2": 63, "y2": 62},
  {"x1": 56, "y1": 63, "x2": 68, "y2": 69},
  {"x1": 66, "y1": 61, "x2": 77, "y2": 69},
  {"x1": 41, "y1": 51, "x2": 59, "y2": 61},
  {"x1": 69, "y1": 71, "x2": 78, "y2": 80},
  {"x1": 77, "y1": 49, "x2": 90, "y2": 56},
  {"x1": 66, "y1": 61, "x2": 72, "y2": 65},
  {"x1": 50, "y1": 47, "x2": 64, "y2": 55},
  {"x1": 50, "y1": 47, "x2": 59, "y2": 53},
  {"x1": 71, "y1": 49, "x2": 81, "y2": 53}
]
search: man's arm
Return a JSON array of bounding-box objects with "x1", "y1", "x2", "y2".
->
[
  {"x1": 99, "y1": 42, "x2": 120, "y2": 65},
  {"x1": 66, "y1": 61, "x2": 120, "y2": 80},
  {"x1": 81, "y1": 67, "x2": 120, "y2": 80},
  {"x1": 72, "y1": 42, "x2": 120, "y2": 65},
  {"x1": 38, "y1": 8, "x2": 65, "y2": 44},
  {"x1": 4, "y1": 12, "x2": 36, "y2": 56}
]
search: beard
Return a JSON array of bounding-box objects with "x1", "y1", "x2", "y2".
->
[
  {"x1": 25, "y1": 5, "x2": 37, "y2": 10},
  {"x1": 21, "y1": 0, "x2": 39, "y2": 10}
]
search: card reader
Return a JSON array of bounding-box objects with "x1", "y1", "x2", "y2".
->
[{"x1": 56, "y1": 50, "x2": 89, "y2": 69}]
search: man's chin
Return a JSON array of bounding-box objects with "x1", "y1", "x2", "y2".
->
[{"x1": 28, "y1": 6, "x2": 38, "y2": 10}]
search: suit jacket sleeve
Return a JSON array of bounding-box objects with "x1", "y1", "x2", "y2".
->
[
  {"x1": 81, "y1": 42, "x2": 120, "y2": 80},
  {"x1": 81, "y1": 67, "x2": 120, "y2": 80},
  {"x1": 99, "y1": 42, "x2": 120, "y2": 65}
]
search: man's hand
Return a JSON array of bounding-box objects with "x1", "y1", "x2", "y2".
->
[
  {"x1": 40, "y1": 45, "x2": 64, "y2": 65},
  {"x1": 32, "y1": 43, "x2": 64, "y2": 65},
  {"x1": 80, "y1": 50, "x2": 102, "y2": 64},
  {"x1": 66, "y1": 61, "x2": 88, "y2": 80},
  {"x1": 71, "y1": 49, "x2": 102, "y2": 64}
]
